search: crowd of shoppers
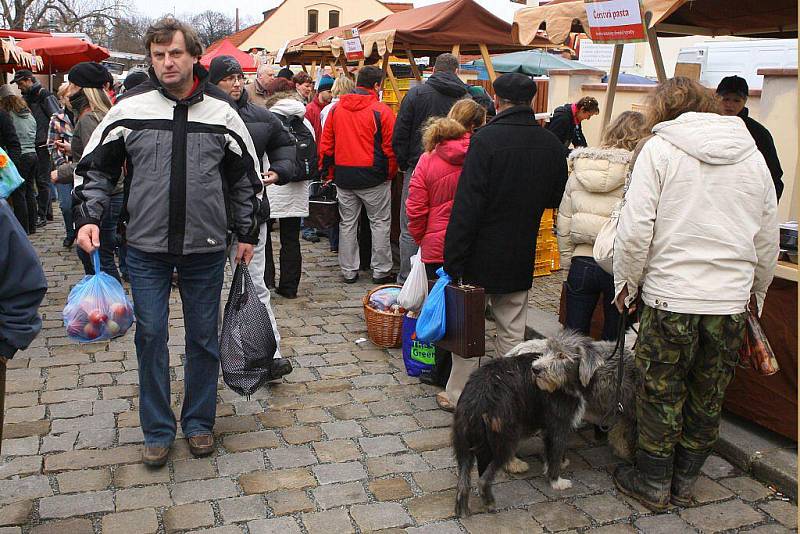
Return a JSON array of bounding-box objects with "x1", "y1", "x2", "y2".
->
[{"x1": 1, "y1": 17, "x2": 781, "y2": 512}]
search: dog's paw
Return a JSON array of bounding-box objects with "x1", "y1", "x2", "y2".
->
[
  {"x1": 504, "y1": 457, "x2": 529, "y2": 474},
  {"x1": 550, "y1": 477, "x2": 573, "y2": 490}
]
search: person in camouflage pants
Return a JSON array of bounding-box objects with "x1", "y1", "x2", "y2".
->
[
  {"x1": 635, "y1": 306, "x2": 746, "y2": 459},
  {"x1": 610, "y1": 78, "x2": 777, "y2": 514}
]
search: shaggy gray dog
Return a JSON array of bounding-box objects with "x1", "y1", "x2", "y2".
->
[{"x1": 508, "y1": 330, "x2": 638, "y2": 460}]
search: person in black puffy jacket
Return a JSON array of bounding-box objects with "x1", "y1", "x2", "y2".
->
[
  {"x1": 392, "y1": 53, "x2": 470, "y2": 284},
  {"x1": 0, "y1": 200, "x2": 47, "y2": 363},
  {"x1": 547, "y1": 96, "x2": 600, "y2": 150},
  {"x1": 209, "y1": 55, "x2": 296, "y2": 382}
]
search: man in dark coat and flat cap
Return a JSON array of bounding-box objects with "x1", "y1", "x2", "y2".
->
[{"x1": 445, "y1": 72, "x2": 567, "y2": 360}]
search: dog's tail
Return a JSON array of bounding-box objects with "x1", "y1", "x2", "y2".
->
[{"x1": 453, "y1": 411, "x2": 474, "y2": 517}]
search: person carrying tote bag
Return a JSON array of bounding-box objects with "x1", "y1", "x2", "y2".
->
[{"x1": 557, "y1": 111, "x2": 648, "y2": 341}]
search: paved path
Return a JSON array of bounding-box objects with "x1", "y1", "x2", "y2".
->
[{"x1": 1, "y1": 216, "x2": 797, "y2": 533}]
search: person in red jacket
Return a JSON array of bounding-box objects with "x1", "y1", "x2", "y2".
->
[
  {"x1": 406, "y1": 98, "x2": 486, "y2": 410},
  {"x1": 319, "y1": 66, "x2": 398, "y2": 284},
  {"x1": 304, "y1": 75, "x2": 334, "y2": 140}
]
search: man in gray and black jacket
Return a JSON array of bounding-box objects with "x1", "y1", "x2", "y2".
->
[{"x1": 73, "y1": 18, "x2": 263, "y2": 467}]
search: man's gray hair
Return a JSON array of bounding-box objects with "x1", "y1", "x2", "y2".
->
[
  {"x1": 434, "y1": 53, "x2": 460, "y2": 73},
  {"x1": 257, "y1": 63, "x2": 275, "y2": 76}
]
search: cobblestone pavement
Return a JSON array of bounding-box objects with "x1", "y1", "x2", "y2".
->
[{"x1": 1, "y1": 216, "x2": 797, "y2": 534}]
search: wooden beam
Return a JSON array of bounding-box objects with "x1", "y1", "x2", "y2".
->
[
  {"x1": 451, "y1": 44, "x2": 460, "y2": 56},
  {"x1": 406, "y1": 49, "x2": 422, "y2": 81},
  {"x1": 309, "y1": 61, "x2": 316, "y2": 78},
  {"x1": 478, "y1": 43, "x2": 497, "y2": 82},
  {"x1": 646, "y1": 20, "x2": 667, "y2": 82},
  {"x1": 385, "y1": 61, "x2": 403, "y2": 103},
  {"x1": 654, "y1": 23, "x2": 717, "y2": 36},
  {"x1": 601, "y1": 44, "x2": 624, "y2": 130}
]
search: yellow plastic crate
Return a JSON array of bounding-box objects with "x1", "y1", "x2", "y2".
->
[{"x1": 534, "y1": 259, "x2": 551, "y2": 277}]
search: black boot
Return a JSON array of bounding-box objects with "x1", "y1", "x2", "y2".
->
[
  {"x1": 670, "y1": 445, "x2": 710, "y2": 507},
  {"x1": 613, "y1": 450, "x2": 673, "y2": 512}
]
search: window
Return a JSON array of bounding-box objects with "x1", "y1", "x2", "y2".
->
[
  {"x1": 329, "y1": 10, "x2": 340, "y2": 29},
  {"x1": 308, "y1": 9, "x2": 318, "y2": 34}
]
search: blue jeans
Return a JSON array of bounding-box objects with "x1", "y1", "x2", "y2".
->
[
  {"x1": 54, "y1": 182, "x2": 75, "y2": 239},
  {"x1": 77, "y1": 192, "x2": 123, "y2": 281},
  {"x1": 126, "y1": 246, "x2": 227, "y2": 448},
  {"x1": 564, "y1": 256, "x2": 621, "y2": 341}
]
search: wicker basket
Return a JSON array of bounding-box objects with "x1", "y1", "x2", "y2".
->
[{"x1": 362, "y1": 284, "x2": 404, "y2": 348}]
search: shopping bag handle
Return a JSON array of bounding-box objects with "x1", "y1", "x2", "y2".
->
[{"x1": 92, "y1": 249, "x2": 102, "y2": 275}]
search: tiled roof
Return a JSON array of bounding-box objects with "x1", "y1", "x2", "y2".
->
[
  {"x1": 382, "y1": 2, "x2": 413, "y2": 12},
  {"x1": 206, "y1": 20, "x2": 263, "y2": 53}
]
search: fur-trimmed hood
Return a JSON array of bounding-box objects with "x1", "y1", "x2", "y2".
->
[{"x1": 568, "y1": 147, "x2": 632, "y2": 193}]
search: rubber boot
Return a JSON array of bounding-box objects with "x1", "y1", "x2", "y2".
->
[
  {"x1": 670, "y1": 445, "x2": 710, "y2": 507},
  {"x1": 613, "y1": 450, "x2": 673, "y2": 512}
]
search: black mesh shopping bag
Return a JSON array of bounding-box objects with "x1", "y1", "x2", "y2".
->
[{"x1": 219, "y1": 263, "x2": 277, "y2": 397}]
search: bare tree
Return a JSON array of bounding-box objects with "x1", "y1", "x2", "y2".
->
[
  {"x1": 190, "y1": 10, "x2": 235, "y2": 48},
  {"x1": 3, "y1": 0, "x2": 128, "y2": 31},
  {"x1": 111, "y1": 15, "x2": 152, "y2": 54}
]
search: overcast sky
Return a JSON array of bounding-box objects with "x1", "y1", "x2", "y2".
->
[{"x1": 133, "y1": 0, "x2": 527, "y2": 25}]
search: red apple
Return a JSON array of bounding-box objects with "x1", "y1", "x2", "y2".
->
[
  {"x1": 88, "y1": 309, "x2": 108, "y2": 325},
  {"x1": 67, "y1": 320, "x2": 86, "y2": 338},
  {"x1": 83, "y1": 322, "x2": 101, "y2": 340},
  {"x1": 110, "y1": 302, "x2": 129, "y2": 321},
  {"x1": 106, "y1": 320, "x2": 120, "y2": 336}
]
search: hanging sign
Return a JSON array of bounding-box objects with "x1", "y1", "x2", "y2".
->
[
  {"x1": 583, "y1": 0, "x2": 647, "y2": 44},
  {"x1": 275, "y1": 39, "x2": 290, "y2": 65},
  {"x1": 342, "y1": 28, "x2": 364, "y2": 61}
]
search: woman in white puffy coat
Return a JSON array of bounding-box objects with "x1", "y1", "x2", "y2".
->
[
  {"x1": 557, "y1": 111, "x2": 647, "y2": 340},
  {"x1": 264, "y1": 92, "x2": 315, "y2": 299}
]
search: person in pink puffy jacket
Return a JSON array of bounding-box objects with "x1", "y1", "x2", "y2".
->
[{"x1": 405, "y1": 98, "x2": 486, "y2": 411}]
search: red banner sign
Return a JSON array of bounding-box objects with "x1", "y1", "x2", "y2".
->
[{"x1": 584, "y1": 0, "x2": 647, "y2": 44}]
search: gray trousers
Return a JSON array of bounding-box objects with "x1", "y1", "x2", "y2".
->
[
  {"x1": 398, "y1": 166, "x2": 419, "y2": 284},
  {"x1": 338, "y1": 182, "x2": 392, "y2": 280},
  {"x1": 444, "y1": 290, "x2": 530, "y2": 404}
]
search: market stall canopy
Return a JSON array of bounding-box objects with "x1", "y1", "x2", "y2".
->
[
  {"x1": 282, "y1": 19, "x2": 375, "y2": 65},
  {"x1": 0, "y1": 39, "x2": 43, "y2": 72},
  {"x1": 513, "y1": 0, "x2": 798, "y2": 46},
  {"x1": 331, "y1": 0, "x2": 549, "y2": 59},
  {"x1": 471, "y1": 49, "x2": 600, "y2": 76},
  {"x1": 17, "y1": 36, "x2": 109, "y2": 73},
  {"x1": 200, "y1": 39, "x2": 257, "y2": 72}
]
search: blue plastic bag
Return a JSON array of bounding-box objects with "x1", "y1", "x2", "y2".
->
[
  {"x1": 63, "y1": 250, "x2": 134, "y2": 343},
  {"x1": 0, "y1": 147, "x2": 23, "y2": 200},
  {"x1": 402, "y1": 313, "x2": 436, "y2": 376},
  {"x1": 415, "y1": 267, "x2": 450, "y2": 343}
]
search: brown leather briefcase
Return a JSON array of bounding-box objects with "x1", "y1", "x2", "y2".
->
[{"x1": 428, "y1": 281, "x2": 486, "y2": 358}]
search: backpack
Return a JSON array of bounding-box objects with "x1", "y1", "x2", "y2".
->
[{"x1": 279, "y1": 115, "x2": 319, "y2": 182}]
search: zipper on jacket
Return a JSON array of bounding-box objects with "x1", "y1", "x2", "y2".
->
[{"x1": 167, "y1": 103, "x2": 189, "y2": 255}]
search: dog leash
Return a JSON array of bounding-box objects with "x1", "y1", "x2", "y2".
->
[{"x1": 598, "y1": 306, "x2": 628, "y2": 433}]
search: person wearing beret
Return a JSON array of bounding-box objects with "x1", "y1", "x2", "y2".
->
[
  {"x1": 444, "y1": 71, "x2": 568, "y2": 374},
  {"x1": 304, "y1": 75, "x2": 334, "y2": 140},
  {"x1": 54, "y1": 62, "x2": 124, "y2": 281},
  {"x1": 12, "y1": 69, "x2": 60, "y2": 227},
  {"x1": 717, "y1": 75, "x2": 784, "y2": 200}
]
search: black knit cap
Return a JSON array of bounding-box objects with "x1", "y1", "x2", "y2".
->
[
  {"x1": 68, "y1": 62, "x2": 111, "y2": 89},
  {"x1": 493, "y1": 72, "x2": 537, "y2": 104},
  {"x1": 276, "y1": 67, "x2": 294, "y2": 80},
  {"x1": 123, "y1": 70, "x2": 149, "y2": 91},
  {"x1": 716, "y1": 75, "x2": 749, "y2": 98},
  {"x1": 11, "y1": 69, "x2": 34, "y2": 84},
  {"x1": 208, "y1": 55, "x2": 244, "y2": 85}
]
